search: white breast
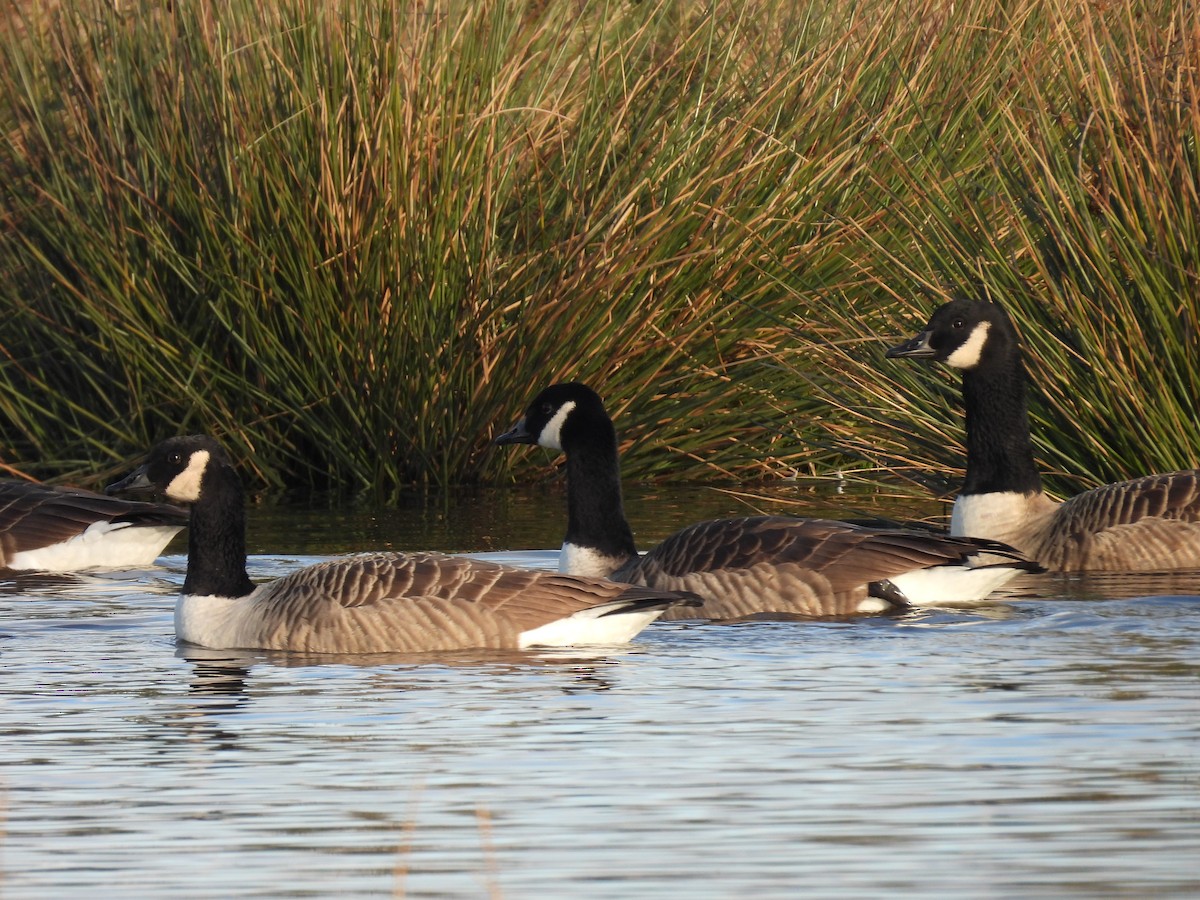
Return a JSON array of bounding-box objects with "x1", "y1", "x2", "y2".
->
[
  {"x1": 951, "y1": 492, "x2": 1038, "y2": 545},
  {"x1": 558, "y1": 541, "x2": 623, "y2": 578},
  {"x1": 174, "y1": 589, "x2": 260, "y2": 648}
]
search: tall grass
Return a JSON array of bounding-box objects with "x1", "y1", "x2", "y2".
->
[
  {"x1": 1, "y1": 0, "x2": 1195, "y2": 498},
  {"x1": 785, "y1": 0, "x2": 1200, "y2": 500}
]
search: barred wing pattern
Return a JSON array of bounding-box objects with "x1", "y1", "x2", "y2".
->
[
  {"x1": 215, "y1": 552, "x2": 695, "y2": 653},
  {"x1": 612, "y1": 516, "x2": 1026, "y2": 619},
  {"x1": 1039, "y1": 471, "x2": 1200, "y2": 571}
]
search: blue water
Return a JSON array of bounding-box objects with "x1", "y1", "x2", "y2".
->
[{"x1": 2, "y1": 485, "x2": 1199, "y2": 898}]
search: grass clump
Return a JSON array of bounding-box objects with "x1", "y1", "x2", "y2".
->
[
  {"x1": 1, "y1": 0, "x2": 1195, "y2": 500},
  {"x1": 0, "y1": 0, "x2": 849, "y2": 491},
  {"x1": 778, "y1": 0, "x2": 1200, "y2": 500}
]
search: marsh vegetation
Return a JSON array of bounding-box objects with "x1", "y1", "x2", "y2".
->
[{"x1": 1, "y1": 0, "x2": 1195, "y2": 498}]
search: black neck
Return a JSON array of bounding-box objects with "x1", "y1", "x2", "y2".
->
[
  {"x1": 563, "y1": 427, "x2": 638, "y2": 564},
  {"x1": 182, "y1": 464, "x2": 256, "y2": 597},
  {"x1": 960, "y1": 352, "x2": 1043, "y2": 496}
]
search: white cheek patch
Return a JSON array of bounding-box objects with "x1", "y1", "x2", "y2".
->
[
  {"x1": 945, "y1": 321, "x2": 991, "y2": 369},
  {"x1": 538, "y1": 400, "x2": 576, "y2": 451},
  {"x1": 166, "y1": 449, "x2": 211, "y2": 502}
]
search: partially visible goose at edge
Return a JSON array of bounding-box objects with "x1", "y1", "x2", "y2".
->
[
  {"x1": 887, "y1": 297, "x2": 1200, "y2": 572},
  {"x1": 105, "y1": 435, "x2": 699, "y2": 653},
  {"x1": 494, "y1": 382, "x2": 1041, "y2": 617},
  {"x1": 0, "y1": 477, "x2": 187, "y2": 572}
]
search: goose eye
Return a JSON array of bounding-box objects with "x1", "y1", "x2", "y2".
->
[
  {"x1": 540, "y1": 402, "x2": 555, "y2": 416},
  {"x1": 951, "y1": 318, "x2": 966, "y2": 329},
  {"x1": 168, "y1": 453, "x2": 182, "y2": 465}
]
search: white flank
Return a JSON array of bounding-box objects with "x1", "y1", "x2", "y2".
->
[
  {"x1": 944, "y1": 321, "x2": 991, "y2": 369},
  {"x1": 951, "y1": 491, "x2": 1034, "y2": 544},
  {"x1": 856, "y1": 597, "x2": 894, "y2": 614},
  {"x1": 6, "y1": 521, "x2": 181, "y2": 572},
  {"x1": 536, "y1": 401, "x2": 576, "y2": 451},
  {"x1": 888, "y1": 563, "x2": 1025, "y2": 608},
  {"x1": 518, "y1": 601, "x2": 664, "y2": 648},
  {"x1": 558, "y1": 541, "x2": 621, "y2": 578},
  {"x1": 165, "y1": 449, "x2": 211, "y2": 502}
]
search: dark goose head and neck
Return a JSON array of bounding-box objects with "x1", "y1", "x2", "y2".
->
[
  {"x1": 107, "y1": 434, "x2": 255, "y2": 598},
  {"x1": 887, "y1": 298, "x2": 1050, "y2": 538},
  {"x1": 494, "y1": 382, "x2": 638, "y2": 577}
]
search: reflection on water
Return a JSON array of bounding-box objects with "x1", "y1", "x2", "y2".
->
[{"x1": 2, "y1": 484, "x2": 1199, "y2": 898}]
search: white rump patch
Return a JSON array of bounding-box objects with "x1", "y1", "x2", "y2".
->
[
  {"x1": 166, "y1": 449, "x2": 211, "y2": 502},
  {"x1": 856, "y1": 597, "x2": 893, "y2": 614},
  {"x1": 944, "y1": 321, "x2": 991, "y2": 369},
  {"x1": 558, "y1": 541, "x2": 622, "y2": 578},
  {"x1": 518, "y1": 600, "x2": 664, "y2": 648},
  {"x1": 537, "y1": 400, "x2": 576, "y2": 451},
  {"x1": 6, "y1": 520, "x2": 181, "y2": 572},
  {"x1": 888, "y1": 562, "x2": 1026, "y2": 608}
]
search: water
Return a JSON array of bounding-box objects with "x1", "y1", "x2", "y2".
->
[{"x1": 3, "y1": 484, "x2": 1200, "y2": 898}]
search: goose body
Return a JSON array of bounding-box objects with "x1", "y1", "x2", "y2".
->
[
  {"x1": 887, "y1": 298, "x2": 1200, "y2": 571},
  {"x1": 107, "y1": 435, "x2": 698, "y2": 653},
  {"x1": 495, "y1": 383, "x2": 1039, "y2": 615},
  {"x1": 0, "y1": 479, "x2": 186, "y2": 572}
]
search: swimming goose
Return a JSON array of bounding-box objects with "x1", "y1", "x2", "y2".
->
[
  {"x1": 494, "y1": 382, "x2": 1040, "y2": 616},
  {"x1": 105, "y1": 435, "x2": 700, "y2": 653},
  {"x1": 886, "y1": 297, "x2": 1200, "y2": 571},
  {"x1": 0, "y1": 478, "x2": 187, "y2": 572}
]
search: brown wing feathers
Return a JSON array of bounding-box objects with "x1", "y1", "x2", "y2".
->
[
  {"x1": 614, "y1": 516, "x2": 1031, "y2": 620},
  {"x1": 0, "y1": 480, "x2": 187, "y2": 565},
  {"x1": 1037, "y1": 471, "x2": 1200, "y2": 571},
  {"x1": 246, "y1": 553, "x2": 694, "y2": 654},
  {"x1": 634, "y1": 517, "x2": 995, "y2": 587},
  {"x1": 1055, "y1": 471, "x2": 1200, "y2": 528}
]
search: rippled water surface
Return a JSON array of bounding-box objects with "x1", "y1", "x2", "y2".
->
[{"x1": 3, "y1": 485, "x2": 1199, "y2": 898}]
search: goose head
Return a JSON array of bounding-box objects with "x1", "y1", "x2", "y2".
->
[
  {"x1": 886, "y1": 298, "x2": 1019, "y2": 371},
  {"x1": 107, "y1": 435, "x2": 228, "y2": 504},
  {"x1": 493, "y1": 382, "x2": 614, "y2": 454}
]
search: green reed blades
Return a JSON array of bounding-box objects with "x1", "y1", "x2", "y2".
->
[
  {"x1": 789, "y1": 0, "x2": 1200, "y2": 499},
  {"x1": 0, "y1": 0, "x2": 834, "y2": 491},
  {"x1": 2, "y1": 0, "x2": 1193, "y2": 496}
]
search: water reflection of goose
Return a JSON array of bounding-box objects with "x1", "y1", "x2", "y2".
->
[
  {"x1": 107, "y1": 435, "x2": 699, "y2": 654},
  {"x1": 178, "y1": 645, "x2": 625, "y2": 705}
]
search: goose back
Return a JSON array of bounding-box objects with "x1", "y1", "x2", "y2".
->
[
  {"x1": 1033, "y1": 471, "x2": 1200, "y2": 571},
  {"x1": 615, "y1": 516, "x2": 1035, "y2": 619},
  {"x1": 178, "y1": 551, "x2": 693, "y2": 653}
]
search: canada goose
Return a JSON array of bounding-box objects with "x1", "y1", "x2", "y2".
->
[
  {"x1": 494, "y1": 382, "x2": 1040, "y2": 616},
  {"x1": 0, "y1": 478, "x2": 187, "y2": 572},
  {"x1": 105, "y1": 435, "x2": 699, "y2": 653},
  {"x1": 886, "y1": 297, "x2": 1200, "y2": 571}
]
